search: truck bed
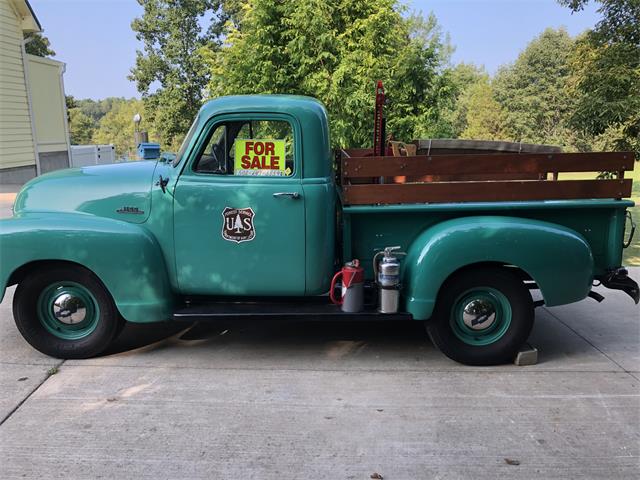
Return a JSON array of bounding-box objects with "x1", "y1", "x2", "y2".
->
[
  {"x1": 338, "y1": 149, "x2": 636, "y2": 277},
  {"x1": 342, "y1": 198, "x2": 633, "y2": 278}
]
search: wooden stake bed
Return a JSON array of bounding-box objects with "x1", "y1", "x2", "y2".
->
[{"x1": 339, "y1": 149, "x2": 635, "y2": 205}]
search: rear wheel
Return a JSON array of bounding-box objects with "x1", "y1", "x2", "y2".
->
[
  {"x1": 13, "y1": 265, "x2": 123, "y2": 359},
  {"x1": 426, "y1": 267, "x2": 534, "y2": 366}
]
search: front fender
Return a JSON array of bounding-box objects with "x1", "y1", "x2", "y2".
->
[
  {"x1": 0, "y1": 212, "x2": 173, "y2": 322},
  {"x1": 404, "y1": 216, "x2": 594, "y2": 320}
]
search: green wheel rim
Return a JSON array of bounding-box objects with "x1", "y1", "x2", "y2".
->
[
  {"x1": 450, "y1": 287, "x2": 512, "y2": 346},
  {"x1": 37, "y1": 282, "x2": 100, "y2": 340}
]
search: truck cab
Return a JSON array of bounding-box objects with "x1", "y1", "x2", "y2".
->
[{"x1": 167, "y1": 95, "x2": 335, "y2": 297}]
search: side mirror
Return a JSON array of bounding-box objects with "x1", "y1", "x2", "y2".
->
[{"x1": 159, "y1": 152, "x2": 176, "y2": 163}]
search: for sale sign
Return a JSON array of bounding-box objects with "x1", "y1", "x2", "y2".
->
[{"x1": 234, "y1": 139, "x2": 287, "y2": 176}]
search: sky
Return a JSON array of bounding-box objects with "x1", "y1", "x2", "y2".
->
[{"x1": 30, "y1": 0, "x2": 601, "y2": 100}]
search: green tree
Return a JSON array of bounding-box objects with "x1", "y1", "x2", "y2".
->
[
  {"x1": 459, "y1": 80, "x2": 507, "y2": 141},
  {"x1": 129, "y1": 0, "x2": 231, "y2": 150},
  {"x1": 492, "y1": 28, "x2": 577, "y2": 147},
  {"x1": 68, "y1": 109, "x2": 95, "y2": 145},
  {"x1": 206, "y1": 0, "x2": 455, "y2": 147},
  {"x1": 65, "y1": 95, "x2": 77, "y2": 111},
  {"x1": 75, "y1": 98, "x2": 126, "y2": 124},
  {"x1": 92, "y1": 99, "x2": 155, "y2": 158},
  {"x1": 23, "y1": 32, "x2": 55, "y2": 57},
  {"x1": 442, "y1": 63, "x2": 489, "y2": 137},
  {"x1": 558, "y1": 1, "x2": 638, "y2": 44},
  {"x1": 65, "y1": 95, "x2": 77, "y2": 123},
  {"x1": 559, "y1": 0, "x2": 640, "y2": 153}
]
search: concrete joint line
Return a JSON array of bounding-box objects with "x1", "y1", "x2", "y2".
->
[
  {"x1": 0, "y1": 359, "x2": 65, "y2": 427},
  {"x1": 542, "y1": 307, "x2": 636, "y2": 379}
]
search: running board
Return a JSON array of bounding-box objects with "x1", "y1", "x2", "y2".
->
[{"x1": 172, "y1": 300, "x2": 412, "y2": 322}]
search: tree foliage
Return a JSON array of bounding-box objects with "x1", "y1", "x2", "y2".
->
[
  {"x1": 443, "y1": 63, "x2": 491, "y2": 137},
  {"x1": 62, "y1": 1, "x2": 636, "y2": 157},
  {"x1": 559, "y1": 0, "x2": 640, "y2": 153},
  {"x1": 492, "y1": 28, "x2": 577, "y2": 147},
  {"x1": 559, "y1": 0, "x2": 639, "y2": 44},
  {"x1": 458, "y1": 80, "x2": 507, "y2": 141},
  {"x1": 129, "y1": 0, "x2": 230, "y2": 149},
  {"x1": 74, "y1": 98, "x2": 126, "y2": 124},
  {"x1": 205, "y1": 0, "x2": 455, "y2": 147},
  {"x1": 68, "y1": 109, "x2": 95, "y2": 145},
  {"x1": 92, "y1": 99, "x2": 156, "y2": 157},
  {"x1": 23, "y1": 32, "x2": 55, "y2": 57}
]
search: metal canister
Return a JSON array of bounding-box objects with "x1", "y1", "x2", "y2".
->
[
  {"x1": 330, "y1": 260, "x2": 364, "y2": 313},
  {"x1": 375, "y1": 247, "x2": 405, "y2": 313}
]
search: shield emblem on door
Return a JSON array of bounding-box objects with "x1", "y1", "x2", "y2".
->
[{"x1": 221, "y1": 207, "x2": 256, "y2": 243}]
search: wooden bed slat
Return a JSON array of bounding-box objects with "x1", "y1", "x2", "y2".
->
[
  {"x1": 342, "y1": 152, "x2": 634, "y2": 178},
  {"x1": 342, "y1": 179, "x2": 633, "y2": 205}
]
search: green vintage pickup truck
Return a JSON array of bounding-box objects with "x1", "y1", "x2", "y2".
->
[{"x1": 0, "y1": 95, "x2": 637, "y2": 365}]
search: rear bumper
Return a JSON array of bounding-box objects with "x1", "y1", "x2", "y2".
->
[{"x1": 599, "y1": 267, "x2": 639, "y2": 304}]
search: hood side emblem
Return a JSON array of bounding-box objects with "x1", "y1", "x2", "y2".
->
[{"x1": 116, "y1": 206, "x2": 145, "y2": 215}]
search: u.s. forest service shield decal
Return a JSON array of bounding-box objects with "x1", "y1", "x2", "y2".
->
[{"x1": 221, "y1": 207, "x2": 256, "y2": 243}]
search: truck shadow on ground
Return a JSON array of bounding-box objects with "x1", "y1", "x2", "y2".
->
[
  {"x1": 104, "y1": 321, "x2": 192, "y2": 356},
  {"x1": 105, "y1": 319, "x2": 427, "y2": 356},
  {"x1": 103, "y1": 312, "x2": 585, "y2": 366}
]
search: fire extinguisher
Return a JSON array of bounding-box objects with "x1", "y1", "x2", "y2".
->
[
  {"x1": 373, "y1": 246, "x2": 406, "y2": 313},
  {"x1": 330, "y1": 260, "x2": 364, "y2": 313}
]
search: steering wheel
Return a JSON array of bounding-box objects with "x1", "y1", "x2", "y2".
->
[{"x1": 210, "y1": 144, "x2": 225, "y2": 173}]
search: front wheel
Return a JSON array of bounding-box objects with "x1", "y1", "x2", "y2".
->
[
  {"x1": 426, "y1": 267, "x2": 534, "y2": 366},
  {"x1": 13, "y1": 265, "x2": 123, "y2": 359}
]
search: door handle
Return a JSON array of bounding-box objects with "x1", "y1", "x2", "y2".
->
[{"x1": 273, "y1": 192, "x2": 301, "y2": 199}]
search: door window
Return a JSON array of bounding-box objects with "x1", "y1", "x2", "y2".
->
[{"x1": 194, "y1": 119, "x2": 295, "y2": 177}]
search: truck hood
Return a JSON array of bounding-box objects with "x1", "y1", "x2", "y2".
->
[{"x1": 14, "y1": 161, "x2": 159, "y2": 224}]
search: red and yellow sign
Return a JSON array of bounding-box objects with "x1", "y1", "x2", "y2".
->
[{"x1": 235, "y1": 139, "x2": 287, "y2": 176}]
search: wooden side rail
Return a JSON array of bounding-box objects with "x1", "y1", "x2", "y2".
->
[
  {"x1": 340, "y1": 151, "x2": 635, "y2": 205},
  {"x1": 342, "y1": 152, "x2": 635, "y2": 178},
  {"x1": 342, "y1": 179, "x2": 632, "y2": 205}
]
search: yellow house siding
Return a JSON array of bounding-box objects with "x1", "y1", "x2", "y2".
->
[
  {"x1": 0, "y1": 0, "x2": 16, "y2": 18},
  {"x1": 0, "y1": 0, "x2": 36, "y2": 170},
  {"x1": 26, "y1": 54, "x2": 68, "y2": 154},
  {"x1": 6, "y1": 0, "x2": 40, "y2": 32}
]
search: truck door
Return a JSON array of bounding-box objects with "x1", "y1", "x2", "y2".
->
[{"x1": 173, "y1": 114, "x2": 306, "y2": 295}]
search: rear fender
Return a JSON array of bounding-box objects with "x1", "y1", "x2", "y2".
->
[
  {"x1": 0, "y1": 212, "x2": 172, "y2": 322},
  {"x1": 403, "y1": 216, "x2": 594, "y2": 320}
]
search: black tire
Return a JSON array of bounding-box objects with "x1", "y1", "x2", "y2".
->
[
  {"x1": 426, "y1": 267, "x2": 534, "y2": 366},
  {"x1": 13, "y1": 265, "x2": 123, "y2": 359}
]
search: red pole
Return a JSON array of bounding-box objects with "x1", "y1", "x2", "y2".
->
[{"x1": 373, "y1": 80, "x2": 385, "y2": 157}]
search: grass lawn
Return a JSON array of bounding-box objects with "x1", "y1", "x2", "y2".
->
[{"x1": 560, "y1": 167, "x2": 639, "y2": 266}]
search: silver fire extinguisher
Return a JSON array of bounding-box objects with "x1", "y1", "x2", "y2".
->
[{"x1": 374, "y1": 246, "x2": 406, "y2": 314}]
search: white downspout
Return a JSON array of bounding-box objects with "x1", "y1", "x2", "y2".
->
[
  {"x1": 58, "y1": 62, "x2": 71, "y2": 167},
  {"x1": 21, "y1": 37, "x2": 41, "y2": 176}
]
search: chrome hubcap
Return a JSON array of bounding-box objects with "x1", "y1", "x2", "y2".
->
[
  {"x1": 462, "y1": 299, "x2": 496, "y2": 330},
  {"x1": 52, "y1": 293, "x2": 87, "y2": 325}
]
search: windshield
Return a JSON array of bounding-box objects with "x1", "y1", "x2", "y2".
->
[{"x1": 173, "y1": 115, "x2": 200, "y2": 167}]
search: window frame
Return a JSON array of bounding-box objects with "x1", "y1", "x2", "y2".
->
[
  {"x1": 192, "y1": 123, "x2": 230, "y2": 174},
  {"x1": 173, "y1": 114, "x2": 200, "y2": 168},
  {"x1": 187, "y1": 113, "x2": 301, "y2": 180}
]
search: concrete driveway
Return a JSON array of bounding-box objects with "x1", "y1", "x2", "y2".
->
[{"x1": 0, "y1": 191, "x2": 638, "y2": 479}]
